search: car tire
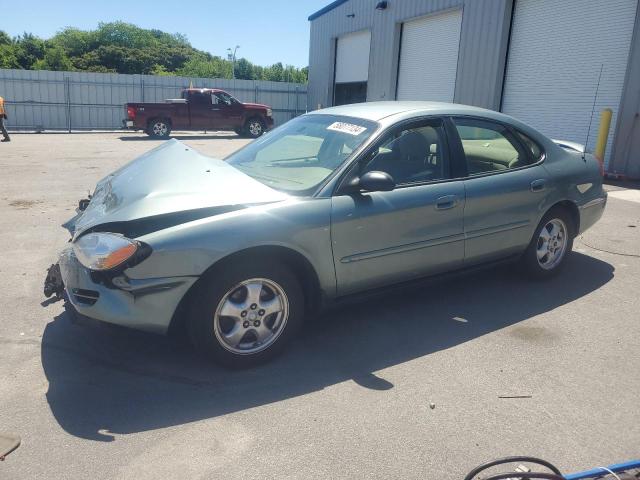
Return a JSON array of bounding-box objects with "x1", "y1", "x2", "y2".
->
[
  {"x1": 244, "y1": 118, "x2": 265, "y2": 138},
  {"x1": 187, "y1": 259, "x2": 305, "y2": 368},
  {"x1": 520, "y1": 207, "x2": 575, "y2": 279},
  {"x1": 147, "y1": 119, "x2": 171, "y2": 138}
]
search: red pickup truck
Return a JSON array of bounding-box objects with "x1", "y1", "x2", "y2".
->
[{"x1": 123, "y1": 88, "x2": 274, "y2": 138}]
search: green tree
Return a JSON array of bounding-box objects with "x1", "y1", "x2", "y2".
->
[
  {"x1": 262, "y1": 62, "x2": 282, "y2": 81},
  {"x1": 0, "y1": 32, "x2": 20, "y2": 68},
  {"x1": 94, "y1": 21, "x2": 154, "y2": 49},
  {"x1": 0, "y1": 30, "x2": 12, "y2": 45},
  {"x1": 150, "y1": 64, "x2": 173, "y2": 76},
  {"x1": 50, "y1": 27, "x2": 94, "y2": 57},
  {"x1": 177, "y1": 56, "x2": 232, "y2": 79},
  {"x1": 235, "y1": 57, "x2": 254, "y2": 80},
  {"x1": 14, "y1": 33, "x2": 46, "y2": 69},
  {"x1": 0, "y1": 23, "x2": 308, "y2": 83},
  {"x1": 32, "y1": 45, "x2": 74, "y2": 71},
  {"x1": 0, "y1": 44, "x2": 20, "y2": 68}
]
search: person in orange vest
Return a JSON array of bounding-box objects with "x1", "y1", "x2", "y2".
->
[{"x1": 0, "y1": 95, "x2": 10, "y2": 142}]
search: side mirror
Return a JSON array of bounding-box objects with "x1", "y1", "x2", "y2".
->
[{"x1": 345, "y1": 171, "x2": 396, "y2": 194}]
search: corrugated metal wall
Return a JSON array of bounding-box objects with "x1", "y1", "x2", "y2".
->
[
  {"x1": 308, "y1": 0, "x2": 640, "y2": 179},
  {"x1": 307, "y1": 0, "x2": 511, "y2": 111},
  {"x1": 501, "y1": 0, "x2": 637, "y2": 169},
  {"x1": 610, "y1": 4, "x2": 640, "y2": 179},
  {"x1": 0, "y1": 69, "x2": 308, "y2": 131}
]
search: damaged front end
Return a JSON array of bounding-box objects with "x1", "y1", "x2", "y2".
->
[
  {"x1": 43, "y1": 196, "x2": 92, "y2": 300},
  {"x1": 43, "y1": 263, "x2": 64, "y2": 299},
  {"x1": 42, "y1": 139, "x2": 288, "y2": 333}
]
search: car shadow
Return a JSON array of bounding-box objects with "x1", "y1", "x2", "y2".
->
[
  {"x1": 118, "y1": 134, "x2": 241, "y2": 141},
  {"x1": 41, "y1": 252, "x2": 613, "y2": 442}
]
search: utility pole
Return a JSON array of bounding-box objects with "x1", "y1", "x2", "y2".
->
[{"x1": 227, "y1": 45, "x2": 240, "y2": 79}]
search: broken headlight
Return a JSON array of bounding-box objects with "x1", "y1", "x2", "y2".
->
[{"x1": 73, "y1": 233, "x2": 142, "y2": 271}]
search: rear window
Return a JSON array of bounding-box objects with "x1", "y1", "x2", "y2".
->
[
  {"x1": 453, "y1": 118, "x2": 529, "y2": 175},
  {"x1": 515, "y1": 130, "x2": 544, "y2": 162}
]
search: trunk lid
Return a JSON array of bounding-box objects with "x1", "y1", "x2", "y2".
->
[
  {"x1": 552, "y1": 138, "x2": 586, "y2": 153},
  {"x1": 69, "y1": 139, "x2": 288, "y2": 236}
]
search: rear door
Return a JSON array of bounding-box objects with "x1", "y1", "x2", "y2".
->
[
  {"x1": 449, "y1": 117, "x2": 549, "y2": 265},
  {"x1": 331, "y1": 118, "x2": 466, "y2": 295},
  {"x1": 188, "y1": 91, "x2": 213, "y2": 130}
]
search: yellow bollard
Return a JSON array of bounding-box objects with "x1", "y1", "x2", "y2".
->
[{"x1": 594, "y1": 108, "x2": 613, "y2": 171}]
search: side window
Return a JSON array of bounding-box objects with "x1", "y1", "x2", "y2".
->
[
  {"x1": 190, "y1": 91, "x2": 210, "y2": 105},
  {"x1": 515, "y1": 130, "x2": 544, "y2": 162},
  {"x1": 361, "y1": 122, "x2": 449, "y2": 185},
  {"x1": 453, "y1": 118, "x2": 529, "y2": 176},
  {"x1": 214, "y1": 92, "x2": 233, "y2": 106}
]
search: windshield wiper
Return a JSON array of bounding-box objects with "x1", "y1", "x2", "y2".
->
[
  {"x1": 270, "y1": 156, "x2": 318, "y2": 164},
  {"x1": 237, "y1": 169, "x2": 305, "y2": 186}
]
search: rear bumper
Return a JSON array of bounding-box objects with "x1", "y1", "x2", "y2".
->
[
  {"x1": 58, "y1": 246, "x2": 197, "y2": 335},
  {"x1": 578, "y1": 192, "x2": 607, "y2": 234},
  {"x1": 122, "y1": 119, "x2": 136, "y2": 129}
]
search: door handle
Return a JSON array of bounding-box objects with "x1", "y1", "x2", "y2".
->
[
  {"x1": 530, "y1": 179, "x2": 547, "y2": 192},
  {"x1": 211, "y1": 108, "x2": 221, "y2": 111},
  {"x1": 435, "y1": 195, "x2": 459, "y2": 210}
]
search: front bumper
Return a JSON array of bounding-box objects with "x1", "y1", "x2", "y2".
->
[
  {"x1": 265, "y1": 116, "x2": 274, "y2": 129},
  {"x1": 57, "y1": 245, "x2": 197, "y2": 334}
]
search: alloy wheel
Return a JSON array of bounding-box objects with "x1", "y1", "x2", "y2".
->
[
  {"x1": 248, "y1": 121, "x2": 263, "y2": 137},
  {"x1": 536, "y1": 218, "x2": 568, "y2": 270},
  {"x1": 213, "y1": 278, "x2": 289, "y2": 355},
  {"x1": 153, "y1": 122, "x2": 168, "y2": 136}
]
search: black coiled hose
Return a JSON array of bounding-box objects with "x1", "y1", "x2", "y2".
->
[{"x1": 464, "y1": 456, "x2": 564, "y2": 480}]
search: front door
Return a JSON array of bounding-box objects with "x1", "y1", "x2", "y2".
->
[
  {"x1": 449, "y1": 117, "x2": 550, "y2": 264},
  {"x1": 331, "y1": 118, "x2": 466, "y2": 295},
  {"x1": 211, "y1": 92, "x2": 244, "y2": 130}
]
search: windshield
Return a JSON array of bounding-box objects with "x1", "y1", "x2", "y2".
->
[{"x1": 226, "y1": 114, "x2": 378, "y2": 195}]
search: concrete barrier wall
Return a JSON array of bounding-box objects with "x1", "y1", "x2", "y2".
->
[{"x1": 0, "y1": 69, "x2": 308, "y2": 131}]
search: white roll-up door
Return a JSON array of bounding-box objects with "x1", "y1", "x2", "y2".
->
[
  {"x1": 335, "y1": 30, "x2": 371, "y2": 84},
  {"x1": 501, "y1": 0, "x2": 638, "y2": 166},
  {"x1": 396, "y1": 9, "x2": 463, "y2": 102}
]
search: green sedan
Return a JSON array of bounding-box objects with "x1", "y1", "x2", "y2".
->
[{"x1": 47, "y1": 102, "x2": 607, "y2": 367}]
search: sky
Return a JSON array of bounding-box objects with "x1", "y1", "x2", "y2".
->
[{"x1": 0, "y1": 0, "x2": 330, "y2": 68}]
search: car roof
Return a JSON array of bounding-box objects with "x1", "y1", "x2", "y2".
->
[
  {"x1": 183, "y1": 88, "x2": 226, "y2": 93},
  {"x1": 306, "y1": 101, "x2": 557, "y2": 151},
  {"x1": 308, "y1": 101, "x2": 507, "y2": 122}
]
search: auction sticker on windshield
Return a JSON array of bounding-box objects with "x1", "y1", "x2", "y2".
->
[{"x1": 327, "y1": 122, "x2": 367, "y2": 136}]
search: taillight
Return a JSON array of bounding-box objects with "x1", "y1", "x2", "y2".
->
[{"x1": 127, "y1": 106, "x2": 136, "y2": 120}]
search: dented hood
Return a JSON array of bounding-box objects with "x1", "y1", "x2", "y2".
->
[{"x1": 69, "y1": 139, "x2": 288, "y2": 236}]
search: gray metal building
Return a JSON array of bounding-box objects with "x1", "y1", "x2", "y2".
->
[{"x1": 308, "y1": 0, "x2": 640, "y2": 178}]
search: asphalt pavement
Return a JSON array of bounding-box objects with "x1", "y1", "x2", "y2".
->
[{"x1": 0, "y1": 132, "x2": 638, "y2": 479}]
